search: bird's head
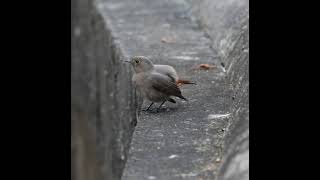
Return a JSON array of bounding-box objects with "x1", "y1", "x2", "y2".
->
[{"x1": 125, "y1": 56, "x2": 154, "y2": 73}]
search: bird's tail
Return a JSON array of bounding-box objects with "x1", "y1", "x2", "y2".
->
[
  {"x1": 178, "y1": 94, "x2": 188, "y2": 101},
  {"x1": 176, "y1": 79, "x2": 196, "y2": 85}
]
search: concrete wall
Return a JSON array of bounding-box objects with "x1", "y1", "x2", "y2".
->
[
  {"x1": 217, "y1": 20, "x2": 249, "y2": 180},
  {"x1": 187, "y1": 0, "x2": 249, "y2": 59},
  {"x1": 71, "y1": 0, "x2": 137, "y2": 179},
  {"x1": 187, "y1": 1, "x2": 249, "y2": 179}
]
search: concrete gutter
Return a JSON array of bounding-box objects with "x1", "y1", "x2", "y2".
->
[{"x1": 71, "y1": 0, "x2": 248, "y2": 179}]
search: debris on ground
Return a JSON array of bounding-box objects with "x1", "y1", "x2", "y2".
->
[
  {"x1": 192, "y1": 64, "x2": 216, "y2": 70},
  {"x1": 161, "y1": 37, "x2": 176, "y2": 43}
]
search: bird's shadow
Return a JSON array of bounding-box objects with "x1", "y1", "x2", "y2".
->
[{"x1": 142, "y1": 106, "x2": 179, "y2": 114}]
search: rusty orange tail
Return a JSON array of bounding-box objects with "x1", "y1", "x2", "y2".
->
[{"x1": 176, "y1": 79, "x2": 196, "y2": 86}]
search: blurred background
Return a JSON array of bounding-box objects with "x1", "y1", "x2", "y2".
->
[{"x1": 71, "y1": 0, "x2": 248, "y2": 180}]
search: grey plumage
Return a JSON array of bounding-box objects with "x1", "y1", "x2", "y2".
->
[
  {"x1": 154, "y1": 64, "x2": 179, "y2": 82},
  {"x1": 126, "y1": 56, "x2": 188, "y2": 111}
]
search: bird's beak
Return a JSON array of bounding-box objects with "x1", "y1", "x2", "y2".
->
[{"x1": 124, "y1": 60, "x2": 131, "y2": 63}]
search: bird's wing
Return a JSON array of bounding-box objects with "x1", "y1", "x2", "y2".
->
[
  {"x1": 165, "y1": 73, "x2": 176, "y2": 83},
  {"x1": 148, "y1": 73, "x2": 182, "y2": 97},
  {"x1": 154, "y1": 65, "x2": 178, "y2": 82}
]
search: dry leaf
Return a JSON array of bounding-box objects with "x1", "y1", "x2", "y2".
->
[
  {"x1": 192, "y1": 64, "x2": 216, "y2": 70},
  {"x1": 161, "y1": 37, "x2": 175, "y2": 43}
]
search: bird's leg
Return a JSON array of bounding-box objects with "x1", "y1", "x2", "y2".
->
[
  {"x1": 157, "y1": 101, "x2": 166, "y2": 112},
  {"x1": 142, "y1": 102, "x2": 154, "y2": 111}
]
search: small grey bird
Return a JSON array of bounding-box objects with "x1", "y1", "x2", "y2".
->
[{"x1": 125, "y1": 56, "x2": 190, "y2": 111}]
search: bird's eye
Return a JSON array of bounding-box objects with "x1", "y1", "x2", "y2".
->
[{"x1": 135, "y1": 60, "x2": 140, "y2": 64}]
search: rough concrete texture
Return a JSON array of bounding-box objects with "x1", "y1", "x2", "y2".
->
[
  {"x1": 93, "y1": 0, "x2": 248, "y2": 179},
  {"x1": 71, "y1": 0, "x2": 248, "y2": 179},
  {"x1": 186, "y1": 1, "x2": 249, "y2": 179},
  {"x1": 186, "y1": 0, "x2": 249, "y2": 59},
  {"x1": 217, "y1": 20, "x2": 249, "y2": 180},
  {"x1": 71, "y1": 0, "x2": 137, "y2": 179}
]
